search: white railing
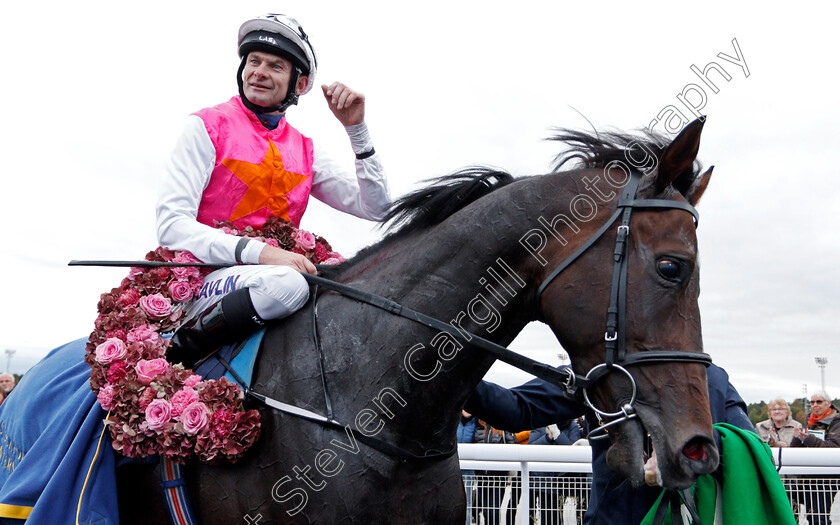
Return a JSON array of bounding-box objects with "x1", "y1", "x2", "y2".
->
[{"x1": 458, "y1": 444, "x2": 840, "y2": 525}]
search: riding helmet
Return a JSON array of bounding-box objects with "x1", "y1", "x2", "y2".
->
[{"x1": 236, "y1": 14, "x2": 318, "y2": 113}]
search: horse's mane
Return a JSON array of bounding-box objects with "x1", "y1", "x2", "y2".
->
[
  {"x1": 318, "y1": 168, "x2": 513, "y2": 276},
  {"x1": 321, "y1": 127, "x2": 699, "y2": 277},
  {"x1": 383, "y1": 167, "x2": 515, "y2": 235},
  {"x1": 549, "y1": 127, "x2": 680, "y2": 172}
]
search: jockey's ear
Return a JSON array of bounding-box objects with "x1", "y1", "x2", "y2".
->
[{"x1": 296, "y1": 75, "x2": 310, "y2": 96}]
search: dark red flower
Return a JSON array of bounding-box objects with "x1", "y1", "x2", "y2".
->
[{"x1": 106, "y1": 360, "x2": 128, "y2": 383}]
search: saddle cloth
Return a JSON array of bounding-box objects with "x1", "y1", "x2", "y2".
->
[{"x1": 0, "y1": 331, "x2": 264, "y2": 525}]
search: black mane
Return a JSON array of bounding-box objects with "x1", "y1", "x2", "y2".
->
[
  {"x1": 381, "y1": 167, "x2": 514, "y2": 236},
  {"x1": 550, "y1": 128, "x2": 670, "y2": 172},
  {"x1": 321, "y1": 127, "x2": 700, "y2": 277},
  {"x1": 318, "y1": 168, "x2": 513, "y2": 276}
]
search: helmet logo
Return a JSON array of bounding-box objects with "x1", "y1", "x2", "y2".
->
[{"x1": 258, "y1": 35, "x2": 277, "y2": 45}]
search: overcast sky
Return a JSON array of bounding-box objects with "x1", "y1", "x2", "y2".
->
[{"x1": 1, "y1": 1, "x2": 837, "y2": 405}]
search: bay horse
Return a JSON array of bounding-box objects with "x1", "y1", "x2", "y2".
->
[{"x1": 118, "y1": 118, "x2": 717, "y2": 523}]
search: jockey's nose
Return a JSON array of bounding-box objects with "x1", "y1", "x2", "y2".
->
[{"x1": 252, "y1": 65, "x2": 268, "y2": 79}]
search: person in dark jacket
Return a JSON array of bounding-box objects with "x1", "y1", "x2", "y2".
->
[
  {"x1": 465, "y1": 363, "x2": 753, "y2": 525},
  {"x1": 790, "y1": 390, "x2": 840, "y2": 525},
  {"x1": 792, "y1": 390, "x2": 840, "y2": 448}
]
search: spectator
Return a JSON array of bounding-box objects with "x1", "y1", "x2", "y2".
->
[
  {"x1": 791, "y1": 391, "x2": 839, "y2": 525},
  {"x1": 472, "y1": 419, "x2": 517, "y2": 525},
  {"x1": 755, "y1": 398, "x2": 802, "y2": 447},
  {"x1": 0, "y1": 374, "x2": 15, "y2": 395},
  {"x1": 792, "y1": 390, "x2": 840, "y2": 447},
  {"x1": 465, "y1": 363, "x2": 754, "y2": 524}
]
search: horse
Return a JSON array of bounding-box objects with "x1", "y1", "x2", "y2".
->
[{"x1": 115, "y1": 118, "x2": 717, "y2": 524}]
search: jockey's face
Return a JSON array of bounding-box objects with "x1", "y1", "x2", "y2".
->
[{"x1": 242, "y1": 51, "x2": 309, "y2": 114}]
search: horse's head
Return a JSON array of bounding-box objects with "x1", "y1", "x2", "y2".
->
[{"x1": 535, "y1": 118, "x2": 716, "y2": 489}]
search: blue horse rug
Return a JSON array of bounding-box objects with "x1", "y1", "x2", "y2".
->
[
  {"x1": 0, "y1": 337, "x2": 118, "y2": 524},
  {"x1": 0, "y1": 333, "x2": 263, "y2": 525}
]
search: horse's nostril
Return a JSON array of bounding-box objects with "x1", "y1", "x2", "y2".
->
[{"x1": 682, "y1": 438, "x2": 708, "y2": 461}]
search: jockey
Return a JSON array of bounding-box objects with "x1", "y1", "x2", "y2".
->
[{"x1": 156, "y1": 14, "x2": 390, "y2": 367}]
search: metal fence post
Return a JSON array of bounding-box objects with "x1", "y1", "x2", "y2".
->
[{"x1": 518, "y1": 460, "x2": 530, "y2": 525}]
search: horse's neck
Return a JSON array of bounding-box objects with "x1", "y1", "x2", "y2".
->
[{"x1": 335, "y1": 201, "x2": 537, "y2": 451}]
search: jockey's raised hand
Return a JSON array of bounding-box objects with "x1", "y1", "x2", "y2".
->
[{"x1": 322, "y1": 82, "x2": 365, "y2": 126}]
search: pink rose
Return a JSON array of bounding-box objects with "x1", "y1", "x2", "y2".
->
[
  {"x1": 181, "y1": 402, "x2": 209, "y2": 435},
  {"x1": 167, "y1": 280, "x2": 194, "y2": 302},
  {"x1": 95, "y1": 338, "x2": 127, "y2": 364},
  {"x1": 174, "y1": 251, "x2": 201, "y2": 264},
  {"x1": 135, "y1": 358, "x2": 170, "y2": 385},
  {"x1": 97, "y1": 384, "x2": 116, "y2": 410},
  {"x1": 184, "y1": 374, "x2": 202, "y2": 388},
  {"x1": 171, "y1": 265, "x2": 200, "y2": 281},
  {"x1": 127, "y1": 324, "x2": 160, "y2": 344},
  {"x1": 145, "y1": 399, "x2": 172, "y2": 431},
  {"x1": 127, "y1": 267, "x2": 144, "y2": 281},
  {"x1": 293, "y1": 230, "x2": 316, "y2": 251},
  {"x1": 139, "y1": 293, "x2": 172, "y2": 319},
  {"x1": 171, "y1": 387, "x2": 199, "y2": 418}
]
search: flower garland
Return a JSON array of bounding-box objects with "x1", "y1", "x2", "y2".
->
[{"x1": 86, "y1": 217, "x2": 344, "y2": 463}]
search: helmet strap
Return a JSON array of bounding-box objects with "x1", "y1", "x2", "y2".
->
[{"x1": 236, "y1": 56, "x2": 302, "y2": 115}]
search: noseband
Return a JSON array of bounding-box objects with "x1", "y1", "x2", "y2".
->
[{"x1": 536, "y1": 171, "x2": 711, "y2": 439}]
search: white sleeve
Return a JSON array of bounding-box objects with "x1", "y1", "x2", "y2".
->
[
  {"x1": 155, "y1": 116, "x2": 267, "y2": 264},
  {"x1": 310, "y1": 122, "x2": 391, "y2": 221}
]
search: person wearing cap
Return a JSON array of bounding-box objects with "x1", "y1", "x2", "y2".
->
[{"x1": 157, "y1": 15, "x2": 390, "y2": 366}]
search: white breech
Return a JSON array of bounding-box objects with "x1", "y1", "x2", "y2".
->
[{"x1": 186, "y1": 265, "x2": 310, "y2": 321}]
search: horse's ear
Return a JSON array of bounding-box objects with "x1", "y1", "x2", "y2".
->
[
  {"x1": 685, "y1": 166, "x2": 713, "y2": 206},
  {"x1": 655, "y1": 117, "x2": 705, "y2": 194}
]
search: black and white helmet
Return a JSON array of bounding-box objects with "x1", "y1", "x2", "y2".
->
[{"x1": 236, "y1": 14, "x2": 318, "y2": 113}]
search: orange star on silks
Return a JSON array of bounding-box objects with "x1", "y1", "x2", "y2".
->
[{"x1": 222, "y1": 140, "x2": 309, "y2": 222}]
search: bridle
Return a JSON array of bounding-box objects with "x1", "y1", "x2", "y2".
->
[{"x1": 536, "y1": 170, "x2": 711, "y2": 439}]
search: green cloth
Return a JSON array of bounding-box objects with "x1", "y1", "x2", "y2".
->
[{"x1": 641, "y1": 423, "x2": 796, "y2": 525}]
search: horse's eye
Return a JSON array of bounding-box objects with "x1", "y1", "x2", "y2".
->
[{"x1": 657, "y1": 258, "x2": 682, "y2": 281}]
